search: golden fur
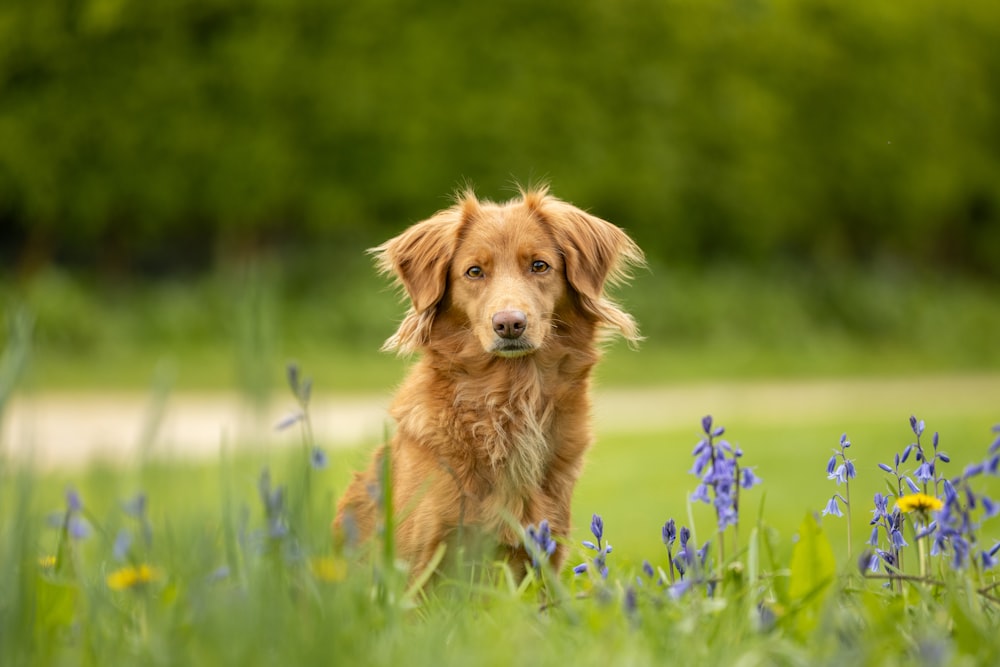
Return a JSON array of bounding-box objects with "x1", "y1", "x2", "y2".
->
[{"x1": 333, "y1": 186, "x2": 643, "y2": 579}]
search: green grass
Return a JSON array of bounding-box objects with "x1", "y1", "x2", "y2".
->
[
  {"x1": 4, "y1": 261, "x2": 1000, "y2": 392},
  {"x1": 4, "y1": 404, "x2": 1000, "y2": 665},
  {"x1": 3, "y1": 266, "x2": 1000, "y2": 665}
]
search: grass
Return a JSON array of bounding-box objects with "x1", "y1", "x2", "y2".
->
[
  {"x1": 3, "y1": 260, "x2": 1000, "y2": 392},
  {"x1": 3, "y1": 264, "x2": 1000, "y2": 664},
  {"x1": 4, "y1": 394, "x2": 1000, "y2": 665}
]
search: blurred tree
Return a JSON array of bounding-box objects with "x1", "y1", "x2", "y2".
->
[{"x1": 0, "y1": 0, "x2": 997, "y2": 277}]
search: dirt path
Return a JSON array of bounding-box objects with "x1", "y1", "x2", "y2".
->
[{"x1": 4, "y1": 374, "x2": 999, "y2": 468}]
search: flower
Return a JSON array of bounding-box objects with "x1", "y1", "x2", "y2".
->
[
  {"x1": 524, "y1": 519, "x2": 557, "y2": 570},
  {"x1": 310, "y1": 447, "x2": 329, "y2": 470},
  {"x1": 310, "y1": 556, "x2": 347, "y2": 582},
  {"x1": 823, "y1": 496, "x2": 844, "y2": 518},
  {"x1": 106, "y1": 564, "x2": 161, "y2": 590},
  {"x1": 574, "y1": 513, "x2": 612, "y2": 579},
  {"x1": 662, "y1": 519, "x2": 676, "y2": 548},
  {"x1": 689, "y1": 416, "x2": 758, "y2": 533},
  {"x1": 895, "y1": 493, "x2": 944, "y2": 514}
]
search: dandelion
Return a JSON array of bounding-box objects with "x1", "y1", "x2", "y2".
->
[
  {"x1": 895, "y1": 493, "x2": 944, "y2": 514},
  {"x1": 310, "y1": 556, "x2": 348, "y2": 583},
  {"x1": 106, "y1": 564, "x2": 161, "y2": 591}
]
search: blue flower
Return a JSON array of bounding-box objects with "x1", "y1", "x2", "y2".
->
[
  {"x1": 113, "y1": 529, "x2": 133, "y2": 561},
  {"x1": 310, "y1": 447, "x2": 329, "y2": 470},
  {"x1": 823, "y1": 496, "x2": 844, "y2": 518},
  {"x1": 662, "y1": 519, "x2": 676, "y2": 548},
  {"x1": 524, "y1": 519, "x2": 557, "y2": 570},
  {"x1": 574, "y1": 513, "x2": 612, "y2": 579},
  {"x1": 590, "y1": 514, "x2": 604, "y2": 543}
]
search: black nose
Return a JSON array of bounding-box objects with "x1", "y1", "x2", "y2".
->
[{"x1": 492, "y1": 310, "x2": 527, "y2": 339}]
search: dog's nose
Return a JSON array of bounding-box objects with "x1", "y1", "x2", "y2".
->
[{"x1": 492, "y1": 310, "x2": 527, "y2": 339}]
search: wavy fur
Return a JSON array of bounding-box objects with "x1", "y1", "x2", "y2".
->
[{"x1": 335, "y1": 187, "x2": 643, "y2": 579}]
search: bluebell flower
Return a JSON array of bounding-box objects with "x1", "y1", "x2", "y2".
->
[
  {"x1": 624, "y1": 586, "x2": 638, "y2": 618},
  {"x1": 57, "y1": 488, "x2": 91, "y2": 541},
  {"x1": 981, "y1": 543, "x2": 1000, "y2": 570},
  {"x1": 740, "y1": 467, "x2": 762, "y2": 489},
  {"x1": 274, "y1": 412, "x2": 304, "y2": 431},
  {"x1": 310, "y1": 447, "x2": 329, "y2": 470},
  {"x1": 122, "y1": 493, "x2": 147, "y2": 518},
  {"x1": 870, "y1": 492, "x2": 889, "y2": 522},
  {"x1": 574, "y1": 513, "x2": 612, "y2": 579},
  {"x1": 68, "y1": 516, "x2": 90, "y2": 541},
  {"x1": 826, "y1": 455, "x2": 838, "y2": 476},
  {"x1": 915, "y1": 461, "x2": 934, "y2": 484},
  {"x1": 524, "y1": 519, "x2": 557, "y2": 570},
  {"x1": 258, "y1": 468, "x2": 288, "y2": 539},
  {"x1": 910, "y1": 415, "x2": 925, "y2": 437},
  {"x1": 66, "y1": 489, "x2": 82, "y2": 513},
  {"x1": 113, "y1": 529, "x2": 132, "y2": 561},
  {"x1": 689, "y1": 416, "x2": 759, "y2": 535},
  {"x1": 858, "y1": 550, "x2": 879, "y2": 573},
  {"x1": 591, "y1": 514, "x2": 604, "y2": 542},
  {"x1": 662, "y1": 519, "x2": 676, "y2": 548},
  {"x1": 823, "y1": 496, "x2": 844, "y2": 518}
]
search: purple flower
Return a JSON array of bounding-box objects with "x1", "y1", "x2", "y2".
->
[
  {"x1": 525, "y1": 519, "x2": 557, "y2": 570},
  {"x1": 662, "y1": 519, "x2": 676, "y2": 548},
  {"x1": 67, "y1": 516, "x2": 90, "y2": 540},
  {"x1": 310, "y1": 447, "x2": 329, "y2": 470},
  {"x1": 574, "y1": 513, "x2": 612, "y2": 579},
  {"x1": 113, "y1": 529, "x2": 132, "y2": 561},
  {"x1": 66, "y1": 489, "x2": 83, "y2": 513},
  {"x1": 823, "y1": 496, "x2": 844, "y2": 518},
  {"x1": 826, "y1": 455, "x2": 838, "y2": 476},
  {"x1": 590, "y1": 514, "x2": 604, "y2": 543}
]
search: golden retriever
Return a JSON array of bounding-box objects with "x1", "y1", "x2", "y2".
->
[{"x1": 333, "y1": 186, "x2": 642, "y2": 579}]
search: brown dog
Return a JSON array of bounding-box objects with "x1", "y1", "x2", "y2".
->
[{"x1": 334, "y1": 186, "x2": 642, "y2": 579}]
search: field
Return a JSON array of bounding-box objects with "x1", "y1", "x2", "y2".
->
[{"x1": 2, "y1": 270, "x2": 1000, "y2": 665}]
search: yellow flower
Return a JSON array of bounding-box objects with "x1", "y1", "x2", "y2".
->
[
  {"x1": 106, "y1": 564, "x2": 161, "y2": 590},
  {"x1": 895, "y1": 493, "x2": 944, "y2": 514},
  {"x1": 310, "y1": 556, "x2": 347, "y2": 583},
  {"x1": 38, "y1": 555, "x2": 57, "y2": 570}
]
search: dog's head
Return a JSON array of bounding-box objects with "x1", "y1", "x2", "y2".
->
[{"x1": 373, "y1": 186, "x2": 644, "y2": 356}]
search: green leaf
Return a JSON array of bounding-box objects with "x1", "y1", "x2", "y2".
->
[{"x1": 787, "y1": 513, "x2": 836, "y2": 636}]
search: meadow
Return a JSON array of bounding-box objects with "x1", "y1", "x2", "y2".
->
[{"x1": 2, "y1": 268, "x2": 1000, "y2": 665}]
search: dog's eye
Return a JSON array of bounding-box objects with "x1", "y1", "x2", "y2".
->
[
  {"x1": 531, "y1": 260, "x2": 550, "y2": 273},
  {"x1": 465, "y1": 266, "x2": 484, "y2": 279}
]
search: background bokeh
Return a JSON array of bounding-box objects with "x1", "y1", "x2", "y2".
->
[
  {"x1": 1, "y1": 0, "x2": 999, "y2": 391},
  {"x1": 4, "y1": 0, "x2": 1000, "y2": 274}
]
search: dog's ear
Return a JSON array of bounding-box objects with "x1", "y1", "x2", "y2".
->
[
  {"x1": 370, "y1": 205, "x2": 464, "y2": 353},
  {"x1": 529, "y1": 191, "x2": 645, "y2": 343},
  {"x1": 371, "y1": 208, "x2": 462, "y2": 313}
]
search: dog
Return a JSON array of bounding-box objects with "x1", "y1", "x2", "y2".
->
[{"x1": 333, "y1": 186, "x2": 643, "y2": 580}]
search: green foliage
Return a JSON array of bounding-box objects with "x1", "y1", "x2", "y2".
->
[
  {"x1": 4, "y1": 263, "x2": 1000, "y2": 392},
  {"x1": 2, "y1": 0, "x2": 1000, "y2": 275},
  {"x1": 786, "y1": 512, "x2": 836, "y2": 636}
]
